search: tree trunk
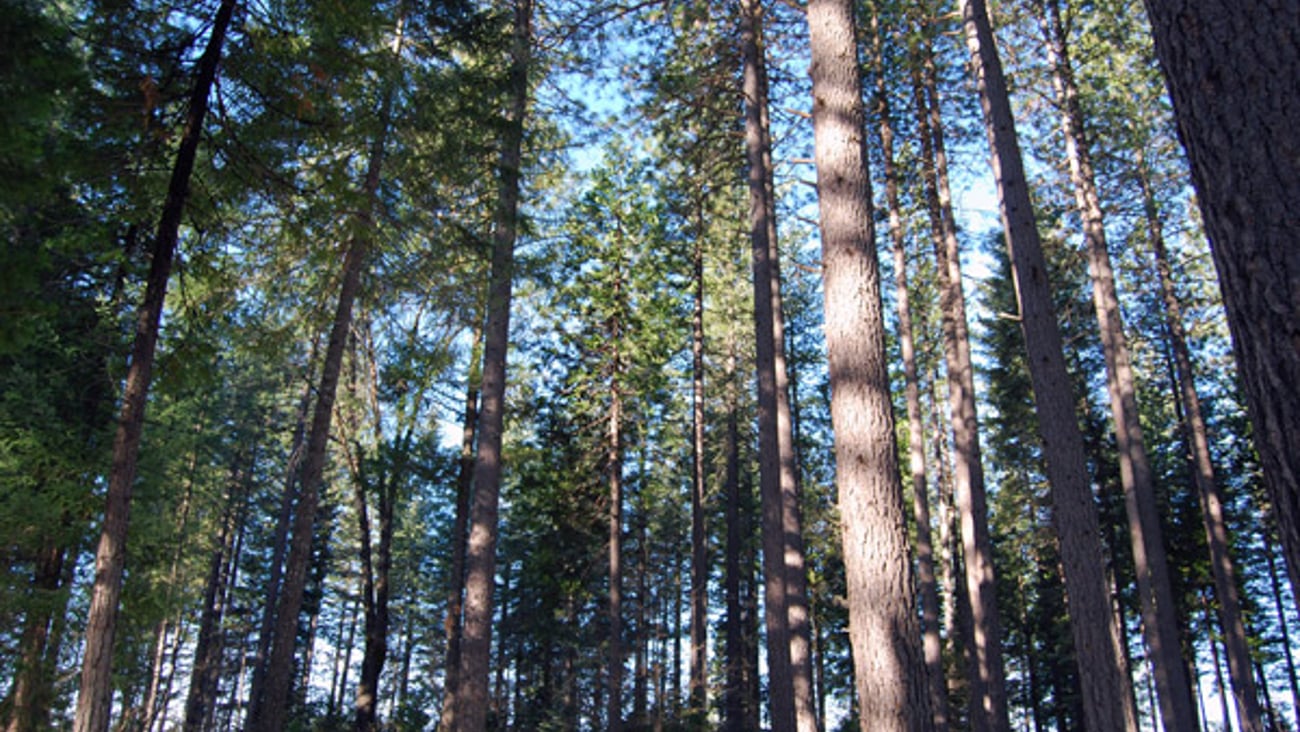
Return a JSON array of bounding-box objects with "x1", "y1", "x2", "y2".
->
[
  {"x1": 722, "y1": 324, "x2": 748, "y2": 732},
  {"x1": 454, "y1": 1, "x2": 531, "y2": 727},
  {"x1": 806, "y1": 1, "x2": 932, "y2": 730},
  {"x1": 74, "y1": 3, "x2": 236, "y2": 730},
  {"x1": 608, "y1": 340, "x2": 625, "y2": 732},
  {"x1": 183, "y1": 453, "x2": 249, "y2": 732},
  {"x1": 871, "y1": 9, "x2": 948, "y2": 728},
  {"x1": 5, "y1": 539, "x2": 68, "y2": 732},
  {"x1": 1137, "y1": 146, "x2": 1263, "y2": 731},
  {"x1": 248, "y1": 45, "x2": 391, "y2": 732},
  {"x1": 958, "y1": 0, "x2": 1138, "y2": 729},
  {"x1": 738, "y1": 2, "x2": 816, "y2": 728},
  {"x1": 909, "y1": 12, "x2": 1010, "y2": 728},
  {"x1": 440, "y1": 320, "x2": 481, "y2": 731},
  {"x1": 1140, "y1": 0, "x2": 1300, "y2": 604},
  {"x1": 1038, "y1": 3, "x2": 1201, "y2": 730},
  {"x1": 689, "y1": 230, "x2": 708, "y2": 726}
]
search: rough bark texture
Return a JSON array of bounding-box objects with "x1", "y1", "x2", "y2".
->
[
  {"x1": 453, "y1": 1, "x2": 530, "y2": 727},
  {"x1": 909, "y1": 17, "x2": 1009, "y2": 729},
  {"x1": 1141, "y1": 0, "x2": 1300, "y2": 617},
  {"x1": 1040, "y1": 3, "x2": 1199, "y2": 729},
  {"x1": 73, "y1": 4, "x2": 236, "y2": 729},
  {"x1": 959, "y1": 0, "x2": 1138, "y2": 729},
  {"x1": 807, "y1": 1, "x2": 931, "y2": 730},
  {"x1": 871, "y1": 10, "x2": 948, "y2": 727},
  {"x1": 1139, "y1": 154, "x2": 1263, "y2": 732}
]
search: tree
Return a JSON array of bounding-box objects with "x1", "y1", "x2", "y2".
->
[
  {"x1": 1035, "y1": 1, "x2": 1199, "y2": 728},
  {"x1": 958, "y1": 0, "x2": 1138, "y2": 729},
  {"x1": 74, "y1": 3, "x2": 237, "y2": 728},
  {"x1": 1140, "y1": 0, "x2": 1300, "y2": 609},
  {"x1": 807, "y1": 1, "x2": 932, "y2": 729},
  {"x1": 454, "y1": 0, "x2": 533, "y2": 727}
]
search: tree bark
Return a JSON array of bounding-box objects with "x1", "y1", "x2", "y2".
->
[
  {"x1": 959, "y1": 0, "x2": 1138, "y2": 729},
  {"x1": 738, "y1": 2, "x2": 816, "y2": 728},
  {"x1": 908, "y1": 12, "x2": 1010, "y2": 728},
  {"x1": 1137, "y1": 148, "x2": 1263, "y2": 731},
  {"x1": 689, "y1": 230, "x2": 708, "y2": 726},
  {"x1": 608, "y1": 312, "x2": 625, "y2": 732},
  {"x1": 871, "y1": 8, "x2": 948, "y2": 728},
  {"x1": 454, "y1": 1, "x2": 531, "y2": 727},
  {"x1": 74, "y1": 3, "x2": 236, "y2": 729},
  {"x1": 439, "y1": 319, "x2": 482, "y2": 731},
  {"x1": 806, "y1": 1, "x2": 932, "y2": 730},
  {"x1": 1140, "y1": 0, "x2": 1300, "y2": 606},
  {"x1": 1038, "y1": 3, "x2": 1200, "y2": 729}
]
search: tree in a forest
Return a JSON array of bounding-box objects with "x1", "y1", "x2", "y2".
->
[
  {"x1": 959, "y1": 0, "x2": 1138, "y2": 728},
  {"x1": 806, "y1": 0, "x2": 932, "y2": 729},
  {"x1": 1140, "y1": 0, "x2": 1300, "y2": 617}
]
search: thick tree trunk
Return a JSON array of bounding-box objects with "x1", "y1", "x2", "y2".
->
[
  {"x1": 1137, "y1": 150, "x2": 1263, "y2": 731},
  {"x1": 1039, "y1": 3, "x2": 1200, "y2": 729},
  {"x1": 959, "y1": 0, "x2": 1138, "y2": 729},
  {"x1": 453, "y1": 2, "x2": 531, "y2": 727},
  {"x1": 909, "y1": 15, "x2": 1010, "y2": 729},
  {"x1": 1141, "y1": 0, "x2": 1300, "y2": 604},
  {"x1": 871, "y1": 10, "x2": 948, "y2": 728},
  {"x1": 439, "y1": 320, "x2": 481, "y2": 731},
  {"x1": 74, "y1": 4, "x2": 236, "y2": 730},
  {"x1": 806, "y1": 1, "x2": 932, "y2": 730}
]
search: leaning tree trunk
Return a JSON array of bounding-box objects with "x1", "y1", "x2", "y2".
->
[
  {"x1": 959, "y1": 0, "x2": 1138, "y2": 729},
  {"x1": 454, "y1": 1, "x2": 531, "y2": 727},
  {"x1": 807, "y1": 1, "x2": 932, "y2": 730},
  {"x1": 1038, "y1": 2, "x2": 1200, "y2": 729},
  {"x1": 871, "y1": 8, "x2": 948, "y2": 728},
  {"x1": 910, "y1": 13, "x2": 1009, "y2": 728},
  {"x1": 74, "y1": 3, "x2": 236, "y2": 730},
  {"x1": 1137, "y1": 150, "x2": 1263, "y2": 732},
  {"x1": 1140, "y1": 0, "x2": 1300, "y2": 616},
  {"x1": 248, "y1": 59, "x2": 392, "y2": 732}
]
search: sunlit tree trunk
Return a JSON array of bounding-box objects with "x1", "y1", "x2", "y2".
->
[
  {"x1": 807, "y1": 1, "x2": 932, "y2": 729},
  {"x1": 454, "y1": 2, "x2": 531, "y2": 727},
  {"x1": 958, "y1": 0, "x2": 1137, "y2": 729},
  {"x1": 1141, "y1": 0, "x2": 1300, "y2": 605},
  {"x1": 689, "y1": 229, "x2": 708, "y2": 727},
  {"x1": 870, "y1": 8, "x2": 948, "y2": 728},
  {"x1": 1037, "y1": 2, "x2": 1201, "y2": 729},
  {"x1": 908, "y1": 12, "x2": 1009, "y2": 728},
  {"x1": 74, "y1": 4, "x2": 236, "y2": 730}
]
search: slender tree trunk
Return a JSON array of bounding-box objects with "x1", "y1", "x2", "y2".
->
[
  {"x1": 909, "y1": 13, "x2": 1009, "y2": 728},
  {"x1": 959, "y1": 0, "x2": 1137, "y2": 729},
  {"x1": 74, "y1": 4, "x2": 236, "y2": 729},
  {"x1": 440, "y1": 320, "x2": 482, "y2": 731},
  {"x1": 739, "y1": 2, "x2": 816, "y2": 728},
  {"x1": 1140, "y1": 0, "x2": 1300, "y2": 602},
  {"x1": 608, "y1": 282, "x2": 626, "y2": 732},
  {"x1": 1137, "y1": 148, "x2": 1263, "y2": 731},
  {"x1": 249, "y1": 55, "x2": 391, "y2": 732},
  {"x1": 183, "y1": 454, "x2": 249, "y2": 732},
  {"x1": 1264, "y1": 531, "x2": 1300, "y2": 720},
  {"x1": 454, "y1": 2, "x2": 531, "y2": 727},
  {"x1": 807, "y1": 1, "x2": 931, "y2": 729},
  {"x1": 5, "y1": 539, "x2": 68, "y2": 732},
  {"x1": 723, "y1": 325, "x2": 747, "y2": 732},
  {"x1": 689, "y1": 230, "x2": 708, "y2": 726},
  {"x1": 1039, "y1": 4, "x2": 1200, "y2": 729},
  {"x1": 872, "y1": 10, "x2": 948, "y2": 728}
]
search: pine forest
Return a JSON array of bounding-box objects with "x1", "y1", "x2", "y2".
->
[{"x1": 2, "y1": 0, "x2": 1299, "y2": 730}]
